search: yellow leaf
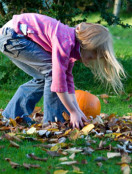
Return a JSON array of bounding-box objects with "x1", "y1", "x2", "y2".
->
[
  {"x1": 62, "y1": 111, "x2": 70, "y2": 121},
  {"x1": 47, "y1": 128, "x2": 59, "y2": 132},
  {"x1": 121, "y1": 163, "x2": 131, "y2": 174},
  {"x1": 7, "y1": 133, "x2": 16, "y2": 136},
  {"x1": 63, "y1": 129, "x2": 72, "y2": 136},
  {"x1": 69, "y1": 128, "x2": 80, "y2": 140},
  {"x1": 54, "y1": 170, "x2": 68, "y2": 174},
  {"x1": 9, "y1": 118, "x2": 17, "y2": 127},
  {"x1": 50, "y1": 143, "x2": 68, "y2": 151},
  {"x1": 81, "y1": 124, "x2": 94, "y2": 135}
]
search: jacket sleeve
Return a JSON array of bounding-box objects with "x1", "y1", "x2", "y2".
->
[
  {"x1": 66, "y1": 60, "x2": 75, "y2": 93},
  {"x1": 51, "y1": 33, "x2": 73, "y2": 93}
]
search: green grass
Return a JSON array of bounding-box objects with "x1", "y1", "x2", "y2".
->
[
  {"x1": 0, "y1": 135, "x2": 130, "y2": 174},
  {"x1": 0, "y1": 12, "x2": 132, "y2": 174}
]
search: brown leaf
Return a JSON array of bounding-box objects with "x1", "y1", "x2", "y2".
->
[
  {"x1": 72, "y1": 165, "x2": 83, "y2": 173},
  {"x1": 123, "y1": 93, "x2": 132, "y2": 101},
  {"x1": 0, "y1": 127, "x2": 11, "y2": 131},
  {"x1": 4, "y1": 133, "x2": 22, "y2": 142},
  {"x1": 58, "y1": 150, "x2": 68, "y2": 156},
  {"x1": 9, "y1": 140, "x2": 20, "y2": 148},
  {"x1": 23, "y1": 163, "x2": 31, "y2": 169},
  {"x1": 100, "y1": 94, "x2": 109, "y2": 99},
  {"x1": 28, "y1": 164, "x2": 41, "y2": 168},
  {"x1": 103, "y1": 99, "x2": 109, "y2": 104},
  {"x1": 27, "y1": 153, "x2": 47, "y2": 161},
  {"x1": 9, "y1": 118, "x2": 17, "y2": 127},
  {"x1": 128, "y1": 105, "x2": 132, "y2": 109},
  {"x1": 121, "y1": 153, "x2": 131, "y2": 164},
  {"x1": 23, "y1": 163, "x2": 40, "y2": 169},
  {"x1": 4, "y1": 133, "x2": 13, "y2": 141},
  {"x1": 12, "y1": 136, "x2": 22, "y2": 142},
  {"x1": 0, "y1": 145, "x2": 4, "y2": 149},
  {"x1": 96, "y1": 162, "x2": 103, "y2": 167},
  {"x1": 81, "y1": 159, "x2": 88, "y2": 164},
  {"x1": 47, "y1": 151, "x2": 60, "y2": 157},
  {"x1": 5, "y1": 158, "x2": 21, "y2": 168},
  {"x1": 94, "y1": 156, "x2": 108, "y2": 161},
  {"x1": 62, "y1": 111, "x2": 70, "y2": 121}
]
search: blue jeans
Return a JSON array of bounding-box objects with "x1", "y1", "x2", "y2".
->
[{"x1": 0, "y1": 28, "x2": 69, "y2": 122}]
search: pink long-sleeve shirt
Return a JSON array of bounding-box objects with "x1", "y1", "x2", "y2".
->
[{"x1": 12, "y1": 13, "x2": 81, "y2": 93}]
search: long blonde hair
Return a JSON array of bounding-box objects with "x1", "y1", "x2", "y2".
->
[{"x1": 76, "y1": 22, "x2": 126, "y2": 94}]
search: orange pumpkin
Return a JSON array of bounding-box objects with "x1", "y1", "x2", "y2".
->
[{"x1": 75, "y1": 90, "x2": 101, "y2": 118}]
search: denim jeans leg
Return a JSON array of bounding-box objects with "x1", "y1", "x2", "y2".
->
[
  {"x1": 2, "y1": 79, "x2": 44, "y2": 119},
  {"x1": 43, "y1": 75, "x2": 69, "y2": 123},
  {"x1": 1, "y1": 28, "x2": 69, "y2": 122}
]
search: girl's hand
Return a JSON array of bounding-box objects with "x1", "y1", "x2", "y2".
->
[{"x1": 70, "y1": 110, "x2": 88, "y2": 129}]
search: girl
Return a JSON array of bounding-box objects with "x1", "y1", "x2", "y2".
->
[{"x1": 0, "y1": 13, "x2": 125, "y2": 128}]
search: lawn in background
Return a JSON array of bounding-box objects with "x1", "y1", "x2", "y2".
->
[{"x1": 0, "y1": 12, "x2": 132, "y2": 174}]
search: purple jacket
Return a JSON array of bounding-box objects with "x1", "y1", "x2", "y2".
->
[{"x1": 12, "y1": 13, "x2": 81, "y2": 93}]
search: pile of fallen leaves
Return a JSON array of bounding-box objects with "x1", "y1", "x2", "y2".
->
[{"x1": 0, "y1": 107, "x2": 132, "y2": 174}]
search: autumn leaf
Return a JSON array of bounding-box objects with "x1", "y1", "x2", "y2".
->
[
  {"x1": 5, "y1": 158, "x2": 21, "y2": 168},
  {"x1": 81, "y1": 124, "x2": 95, "y2": 135},
  {"x1": 23, "y1": 163, "x2": 31, "y2": 169},
  {"x1": 59, "y1": 157, "x2": 68, "y2": 161},
  {"x1": 9, "y1": 118, "x2": 17, "y2": 127},
  {"x1": 64, "y1": 147, "x2": 83, "y2": 153},
  {"x1": 9, "y1": 140, "x2": 20, "y2": 148},
  {"x1": 121, "y1": 163, "x2": 131, "y2": 174},
  {"x1": 72, "y1": 165, "x2": 84, "y2": 173},
  {"x1": 69, "y1": 153, "x2": 75, "y2": 160},
  {"x1": 26, "y1": 127, "x2": 36, "y2": 134},
  {"x1": 107, "y1": 152, "x2": 121, "y2": 158},
  {"x1": 27, "y1": 153, "x2": 47, "y2": 161},
  {"x1": 0, "y1": 145, "x2": 4, "y2": 149},
  {"x1": 47, "y1": 151, "x2": 60, "y2": 157},
  {"x1": 62, "y1": 111, "x2": 70, "y2": 121},
  {"x1": 60, "y1": 161, "x2": 78, "y2": 165},
  {"x1": 54, "y1": 170, "x2": 68, "y2": 174},
  {"x1": 103, "y1": 99, "x2": 109, "y2": 104},
  {"x1": 94, "y1": 157, "x2": 108, "y2": 161},
  {"x1": 69, "y1": 128, "x2": 80, "y2": 140},
  {"x1": 23, "y1": 163, "x2": 41, "y2": 168},
  {"x1": 100, "y1": 94, "x2": 109, "y2": 99}
]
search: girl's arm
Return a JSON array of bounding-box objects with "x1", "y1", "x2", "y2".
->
[
  {"x1": 69, "y1": 93, "x2": 88, "y2": 118},
  {"x1": 56, "y1": 92, "x2": 88, "y2": 129}
]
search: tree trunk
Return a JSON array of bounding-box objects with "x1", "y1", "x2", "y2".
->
[
  {"x1": 113, "y1": 0, "x2": 121, "y2": 17},
  {"x1": 127, "y1": 1, "x2": 132, "y2": 12}
]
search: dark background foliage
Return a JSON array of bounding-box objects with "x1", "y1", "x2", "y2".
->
[{"x1": 0, "y1": 0, "x2": 131, "y2": 88}]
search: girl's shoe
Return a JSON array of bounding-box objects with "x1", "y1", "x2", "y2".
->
[{"x1": 22, "y1": 115, "x2": 36, "y2": 127}]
